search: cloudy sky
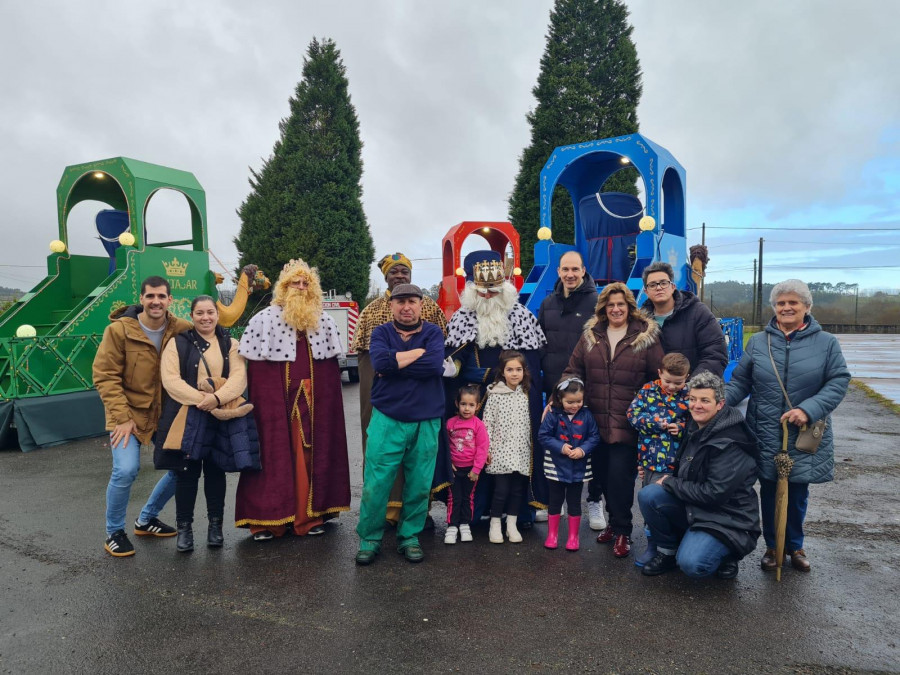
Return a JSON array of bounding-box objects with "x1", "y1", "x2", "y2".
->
[{"x1": 2, "y1": 0, "x2": 899, "y2": 297}]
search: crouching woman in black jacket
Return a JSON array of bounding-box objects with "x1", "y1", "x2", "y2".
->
[{"x1": 638, "y1": 371, "x2": 761, "y2": 579}]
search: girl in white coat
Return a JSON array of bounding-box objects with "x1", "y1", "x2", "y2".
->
[{"x1": 482, "y1": 350, "x2": 532, "y2": 543}]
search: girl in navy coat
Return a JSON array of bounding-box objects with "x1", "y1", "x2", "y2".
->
[{"x1": 538, "y1": 377, "x2": 600, "y2": 551}]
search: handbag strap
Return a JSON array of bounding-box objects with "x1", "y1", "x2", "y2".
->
[
  {"x1": 767, "y1": 332, "x2": 794, "y2": 410},
  {"x1": 190, "y1": 334, "x2": 214, "y2": 383}
]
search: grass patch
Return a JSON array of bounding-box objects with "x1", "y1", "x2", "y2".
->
[
  {"x1": 742, "y1": 329, "x2": 756, "y2": 348},
  {"x1": 851, "y1": 379, "x2": 900, "y2": 416}
]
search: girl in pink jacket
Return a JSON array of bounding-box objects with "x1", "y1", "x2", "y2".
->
[{"x1": 444, "y1": 384, "x2": 489, "y2": 544}]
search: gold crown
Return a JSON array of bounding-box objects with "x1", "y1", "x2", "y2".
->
[
  {"x1": 163, "y1": 257, "x2": 188, "y2": 277},
  {"x1": 472, "y1": 260, "x2": 505, "y2": 288},
  {"x1": 279, "y1": 258, "x2": 317, "y2": 282}
]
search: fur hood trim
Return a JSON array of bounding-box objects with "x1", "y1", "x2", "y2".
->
[
  {"x1": 486, "y1": 381, "x2": 524, "y2": 396},
  {"x1": 581, "y1": 313, "x2": 660, "y2": 353}
]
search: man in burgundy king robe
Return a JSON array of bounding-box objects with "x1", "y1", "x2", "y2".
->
[{"x1": 236, "y1": 258, "x2": 350, "y2": 540}]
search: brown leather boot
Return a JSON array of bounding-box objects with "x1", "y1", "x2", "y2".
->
[
  {"x1": 789, "y1": 549, "x2": 811, "y2": 572},
  {"x1": 760, "y1": 548, "x2": 780, "y2": 571}
]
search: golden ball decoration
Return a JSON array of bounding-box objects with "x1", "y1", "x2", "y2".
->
[
  {"x1": 16, "y1": 325, "x2": 37, "y2": 338},
  {"x1": 49, "y1": 239, "x2": 67, "y2": 254},
  {"x1": 639, "y1": 216, "x2": 656, "y2": 232},
  {"x1": 455, "y1": 267, "x2": 466, "y2": 276},
  {"x1": 513, "y1": 267, "x2": 522, "y2": 276},
  {"x1": 537, "y1": 227, "x2": 552, "y2": 241},
  {"x1": 118, "y1": 232, "x2": 136, "y2": 246}
]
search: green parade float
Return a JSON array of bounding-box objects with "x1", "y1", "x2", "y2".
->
[{"x1": 0, "y1": 157, "x2": 261, "y2": 451}]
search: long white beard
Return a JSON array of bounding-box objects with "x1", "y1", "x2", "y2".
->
[{"x1": 460, "y1": 281, "x2": 518, "y2": 349}]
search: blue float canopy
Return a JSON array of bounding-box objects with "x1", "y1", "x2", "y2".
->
[{"x1": 520, "y1": 133, "x2": 692, "y2": 313}]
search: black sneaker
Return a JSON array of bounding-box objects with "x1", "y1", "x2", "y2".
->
[
  {"x1": 134, "y1": 517, "x2": 176, "y2": 537},
  {"x1": 641, "y1": 552, "x2": 678, "y2": 576},
  {"x1": 104, "y1": 530, "x2": 135, "y2": 557},
  {"x1": 716, "y1": 557, "x2": 739, "y2": 579}
]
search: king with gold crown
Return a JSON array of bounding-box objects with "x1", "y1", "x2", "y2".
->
[
  {"x1": 235, "y1": 258, "x2": 351, "y2": 541},
  {"x1": 442, "y1": 250, "x2": 549, "y2": 528}
]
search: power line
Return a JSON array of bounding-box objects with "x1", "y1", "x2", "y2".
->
[
  {"x1": 764, "y1": 264, "x2": 900, "y2": 270},
  {"x1": 688, "y1": 226, "x2": 900, "y2": 231},
  {"x1": 708, "y1": 239, "x2": 899, "y2": 248},
  {"x1": 707, "y1": 240, "x2": 759, "y2": 249}
]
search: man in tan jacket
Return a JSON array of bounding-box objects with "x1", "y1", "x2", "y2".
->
[{"x1": 93, "y1": 275, "x2": 191, "y2": 557}]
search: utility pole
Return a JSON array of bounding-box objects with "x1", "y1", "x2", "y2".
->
[
  {"x1": 752, "y1": 258, "x2": 757, "y2": 325},
  {"x1": 855, "y1": 284, "x2": 860, "y2": 326},
  {"x1": 700, "y1": 222, "x2": 706, "y2": 303},
  {"x1": 756, "y1": 238, "x2": 764, "y2": 325}
]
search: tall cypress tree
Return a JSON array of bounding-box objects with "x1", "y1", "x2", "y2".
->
[
  {"x1": 235, "y1": 38, "x2": 374, "y2": 303},
  {"x1": 509, "y1": 0, "x2": 643, "y2": 271}
]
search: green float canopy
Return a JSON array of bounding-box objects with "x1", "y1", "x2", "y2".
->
[{"x1": 57, "y1": 156, "x2": 207, "y2": 251}]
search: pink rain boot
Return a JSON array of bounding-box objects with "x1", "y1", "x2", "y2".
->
[
  {"x1": 565, "y1": 516, "x2": 582, "y2": 551},
  {"x1": 544, "y1": 514, "x2": 560, "y2": 549}
]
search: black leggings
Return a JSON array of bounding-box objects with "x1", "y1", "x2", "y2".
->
[
  {"x1": 490, "y1": 472, "x2": 527, "y2": 518},
  {"x1": 175, "y1": 458, "x2": 226, "y2": 523},
  {"x1": 548, "y1": 480, "x2": 583, "y2": 516},
  {"x1": 448, "y1": 466, "x2": 476, "y2": 526}
]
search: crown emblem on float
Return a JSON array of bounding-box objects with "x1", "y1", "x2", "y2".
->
[
  {"x1": 472, "y1": 260, "x2": 505, "y2": 288},
  {"x1": 163, "y1": 257, "x2": 188, "y2": 277}
]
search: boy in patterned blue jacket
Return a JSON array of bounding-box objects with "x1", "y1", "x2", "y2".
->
[{"x1": 627, "y1": 353, "x2": 690, "y2": 566}]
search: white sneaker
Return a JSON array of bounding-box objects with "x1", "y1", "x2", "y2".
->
[
  {"x1": 535, "y1": 509, "x2": 549, "y2": 522},
  {"x1": 489, "y1": 517, "x2": 504, "y2": 544},
  {"x1": 459, "y1": 524, "x2": 473, "y2": 542},
  {"x1": 588, "y1": 501, "x2": 606, "y2": 531},
  {"x1": 506, "y1": 517, "x2": 523, "y2": 543},
  {"x1": 444, "y1": 526, "x2": 458, "y2": 544}
]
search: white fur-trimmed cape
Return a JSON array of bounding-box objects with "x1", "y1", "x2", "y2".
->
[
  {"x1": 445, "y1": 303, "x2": 547, "y2": 350},
  {"x1": 238, "y1": 305, "x2": 344, "y2": 362}
]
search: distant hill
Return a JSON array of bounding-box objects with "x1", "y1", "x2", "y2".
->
[
  {"x1": 0, "y1": 286, "x2": 23, "y2": 301},
  {"x1": 704, "y1": 280, "x2": 900, "y2": 325}
]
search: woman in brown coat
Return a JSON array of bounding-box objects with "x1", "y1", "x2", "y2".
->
[{"x1": 563, "y1": 282, "x2": 664, "y2": 558}]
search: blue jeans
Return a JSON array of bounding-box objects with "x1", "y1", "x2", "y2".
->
[
  {"x1": 675, "y1": 530, "x2": 732, "y2": 578},
  {"x1": 759, "y1": 478, "x2": 809, "y2": 551},
  {"x1": 105, "y1": 434, "x2": 176, "y2": 536},
  {"x1": 638, "y1": 483, "x2": 732, "y2": 578}
]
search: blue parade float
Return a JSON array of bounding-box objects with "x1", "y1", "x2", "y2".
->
[{"x1": 517, "y1": 133, "x2": 742, "y2": 375}]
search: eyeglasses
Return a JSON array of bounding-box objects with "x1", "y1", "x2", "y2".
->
[{"x1": 646, "y1": 280, "x2": 672, "y2": 290}]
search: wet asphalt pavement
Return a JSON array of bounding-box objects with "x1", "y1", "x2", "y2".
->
[
  {"x1": 1, "y1": 382, "x2": 899, "y2": 674},
  {"x1": 836, "y1": 334, "x2": 900, "y2": 404}
]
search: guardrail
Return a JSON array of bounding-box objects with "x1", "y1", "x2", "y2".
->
[{"x1": 820, "y1": 324, "x2": 900, "y2": 334}]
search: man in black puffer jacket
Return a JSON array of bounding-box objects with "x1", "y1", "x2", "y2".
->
[
  {"x1": 640, "y1": 262, "x2": 727, "y2": 377},
  {"x1": 638, "y1": 371, "x2": 760, "y2": 578},
  {"x1": 538, "y1": 251, "x2": 598, "y2": 397}
]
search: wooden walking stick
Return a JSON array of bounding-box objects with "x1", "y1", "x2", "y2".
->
[{"x1": 773, "y1": 419, "x2": 794, "y2": 582}]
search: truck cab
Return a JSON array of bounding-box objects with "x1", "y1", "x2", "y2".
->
[{"x1": 322, "y1": 291, "x2": 360, "y2": 382}]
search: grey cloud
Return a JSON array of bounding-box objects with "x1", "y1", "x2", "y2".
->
[{"x1": 2, "y1": 1, "x2": 898, "y2": 293}]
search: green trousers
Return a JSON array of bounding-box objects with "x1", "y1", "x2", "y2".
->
[{"x1": 356, "y1": 408, "x2": 440, "y2": 552}]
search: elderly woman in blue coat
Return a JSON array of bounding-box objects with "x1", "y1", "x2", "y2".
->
[{"x1": 726, "y1": 279, "x2": 850, "y2": 573}]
